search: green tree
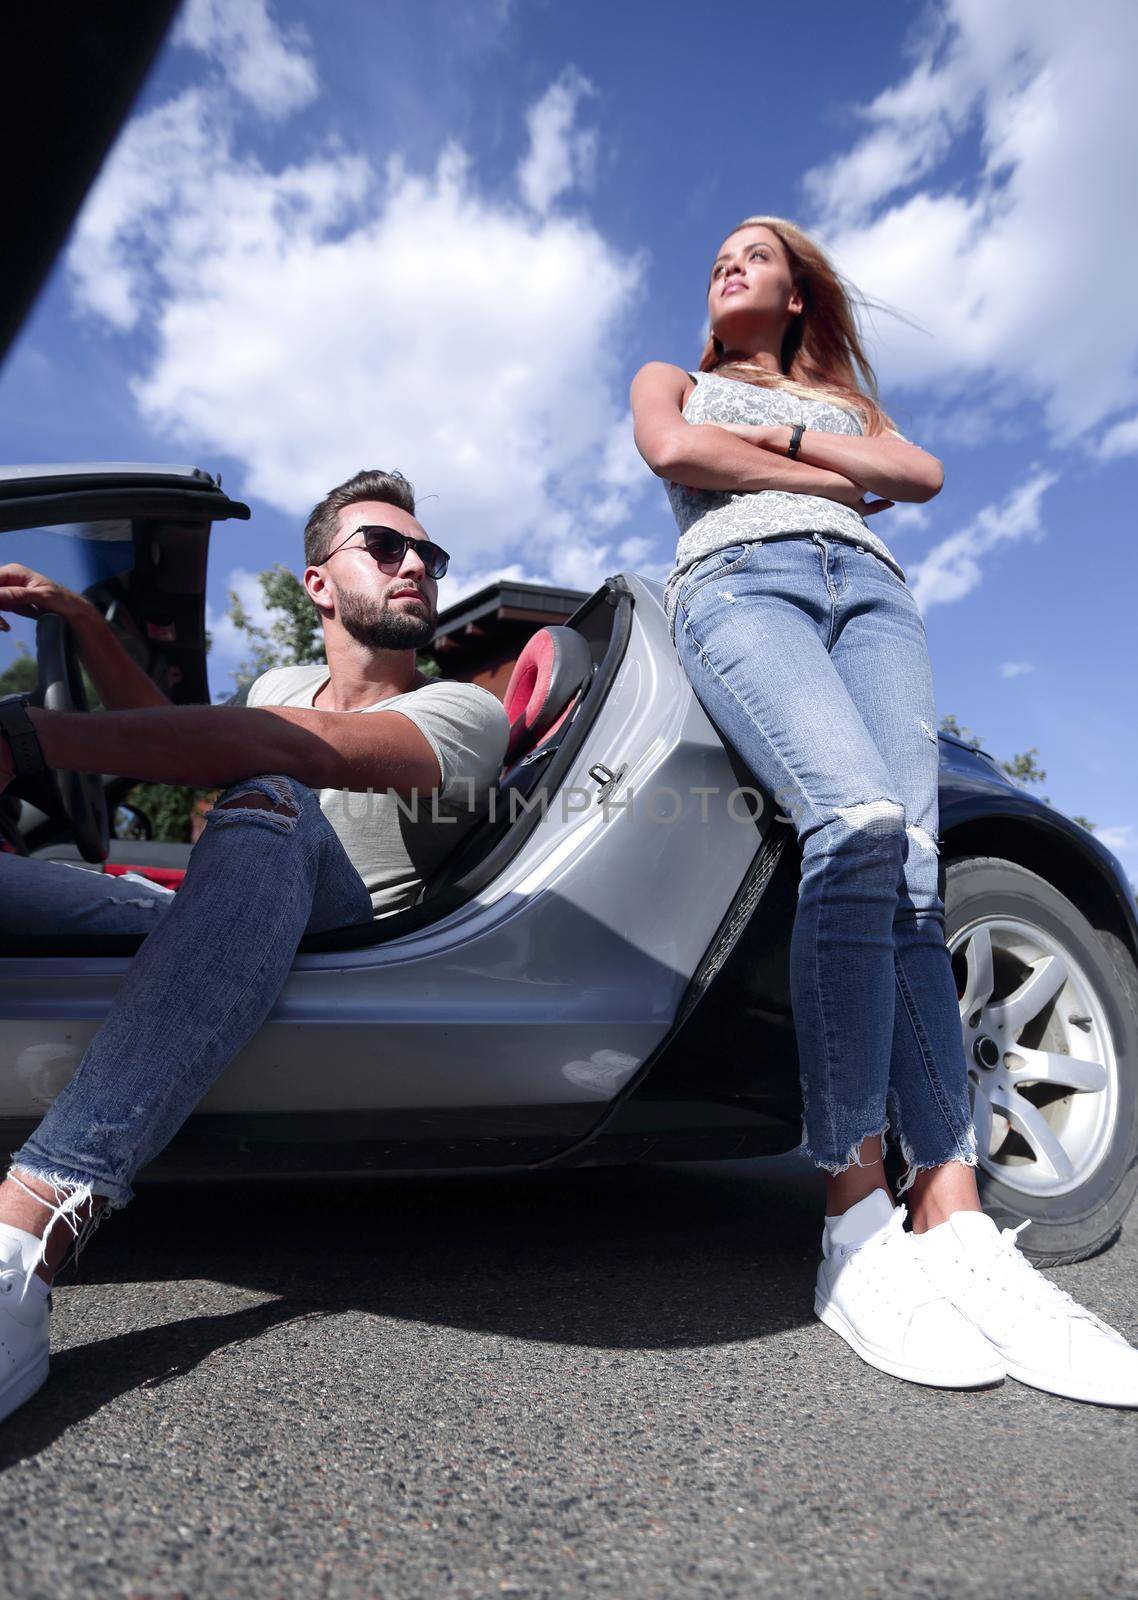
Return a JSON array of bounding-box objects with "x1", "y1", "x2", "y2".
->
[
  {"x1": 123, "y1": 567, "x2": 322, "y2": 843},
  {"x1": 937, "y1": 712, "x2": 982, "y2": 750},
  {"x1": 227, "y1": 564, "x2": 325, "y2": 688},
  {"x1": 120, "y1": 782, "x2": 211, "y2": 844},
  {"x1": 1002, "y1": 747, "x2": 1046, "y2": 789},
  {"x1": 123, "y1": 567, "x2": 321, "y2": 842},
  {"x1": 225, "y1": 564, "x2": 440, "y2": 685},
  {"x1": 0, "y1": 644, "x2": 37, "y2": 698},
  {"x1": 124, "y1": 566, "x2": 441, "y2": 841}
]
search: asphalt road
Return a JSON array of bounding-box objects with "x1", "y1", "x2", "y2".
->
[{"x1": 1, "y1": 1156, "x2": 1136, "y2": 1600}]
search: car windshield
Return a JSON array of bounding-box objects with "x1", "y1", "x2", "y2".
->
[
  {"x1": 0, "y1": 520, "x2": 138, "y2": 685},
  {"x1": 3, "y1": 518, "x2": 135, "y2": 592}
]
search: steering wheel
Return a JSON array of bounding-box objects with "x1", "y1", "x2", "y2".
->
[{"x1": 32, "y1": 612, "x2": 109, "y2": 863}]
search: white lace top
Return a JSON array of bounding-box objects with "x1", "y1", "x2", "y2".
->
[{"x1": 661, "y1": 370, "x2": 907, "y2": 636}]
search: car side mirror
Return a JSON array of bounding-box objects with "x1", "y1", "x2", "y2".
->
[{"x1": 113, "y1": 803, "x2": 152, "y2": 842}]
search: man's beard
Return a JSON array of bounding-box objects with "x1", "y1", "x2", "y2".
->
[{"x1": 337, "y1": 587, "x2": 436, "y2": 650}]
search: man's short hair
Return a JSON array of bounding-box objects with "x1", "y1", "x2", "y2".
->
[{"x1": 304, "y1": 469, "x2": 416, "y2": 567}]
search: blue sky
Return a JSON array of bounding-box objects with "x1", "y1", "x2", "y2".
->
[{"x1": 1, "y1": 0, "x2": 1135, "y2": 874}]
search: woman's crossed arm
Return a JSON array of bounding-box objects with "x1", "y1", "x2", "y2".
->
[
  {"x1": 630, "y1": 362, "x2": 941, "y2": 510},
  {"x1": 716, "y1": 420, "x2": 943, "y2": 505}
]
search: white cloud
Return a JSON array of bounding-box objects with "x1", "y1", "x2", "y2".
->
[
  {"x1": 67, "y1": 88, "x2": 369, "y2": 334},
  {"x1": 1095, "y1": 824, "x2": 1135, "y2": 856},
  {"x1": 615, "y1": 535, "x2": 671, "y2": 581},
  {"x1": 1097, "y1": 413, "x2": 1138, "y2": 461},
  {"x1": 803, "y1": 0, "x2": 1138, "y2": 444},
  {"x1": 444, "y1": 521, "x2": 662, "y2": 598},
  {"x1": 804, "y1": 48, "x2": 968, "y2": 230},
  {"x1": 67, "y1": 77, "x2": 649, "y2": 584},
  {"x1": 67, "y1": 90, "x2": 217, "y2": 331},
  {"x1": 881, "y1": 503, "x2": 930, "y2": 533},
  {"x1": 999, "y1": 660, "x2": 1034, "y2": 678},
  {"x1": 907, "y1": 468, "x2": 1055, "y2": 610},
  {"x1": 176, "y1": 0, "x2": 318, "y2": 118},
  {"x1": 516, "y1": 69, "x2": 597, "y2": 216}
]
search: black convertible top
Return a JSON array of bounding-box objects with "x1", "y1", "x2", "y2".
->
[{"x1": 0, "y1": 464, "x2": 250, "y2": 534}]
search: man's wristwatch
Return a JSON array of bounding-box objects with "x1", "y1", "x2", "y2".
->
[
  {"x1": 0, "y1": 695, "x2": 48, "y2": 778},
  {"x1": 787, "y1": 423, "x2": 807, "y2": 459}
]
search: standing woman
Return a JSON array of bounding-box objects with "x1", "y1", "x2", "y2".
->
[{"x1": 630, "y1": 216, "x2": 1138, "y2": 1405}]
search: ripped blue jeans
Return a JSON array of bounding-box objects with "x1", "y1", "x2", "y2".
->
[
  {"x1": 674, "y1": 533, "x2": 977, "y2": 1190},
  {"x1": 3, "y1": 776, "x2": 372, "y2": 1249}
]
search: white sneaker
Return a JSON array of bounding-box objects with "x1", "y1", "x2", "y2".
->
[
  {"x1": 815, "y1": 1190, "x2": 1005, "y2": 1389},
  {"x1": 914, "y1": 1210, "x2": 1138, "y2": 1407},
  {"x1": 0, "y1": 1225, "x2": 51, "y2": 1423}
]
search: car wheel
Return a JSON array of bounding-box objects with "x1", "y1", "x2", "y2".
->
[{"x1": 945, "y1": 855, "x2": 1138, "y2": 1265}]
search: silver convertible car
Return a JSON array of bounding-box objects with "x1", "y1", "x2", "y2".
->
[{"x1": 1, "y1": 463, "x2": 1136, "y2": 1268}]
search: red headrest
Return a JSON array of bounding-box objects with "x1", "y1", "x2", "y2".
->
[{"x1": 502, "y1": 626, "x2": 593, "y2": 764}]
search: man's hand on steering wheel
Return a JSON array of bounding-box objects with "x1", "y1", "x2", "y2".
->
[
  {"x1": 0, "y1": 564, "x2": 88, "y2": 632},
  {"x1": 0, "y1": 585, "x2": 111, "y2": 860},
  {"x1": 0, "y1": 563, "x2": 87, "y2": 803}
]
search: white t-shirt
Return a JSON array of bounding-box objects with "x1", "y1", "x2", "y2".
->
[{"x1": 244, "y1": 666, "x2": 509, "y2": 917}]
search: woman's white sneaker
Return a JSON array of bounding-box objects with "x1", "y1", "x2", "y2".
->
[
  {"x1": 814, "y1": 1190, "x2": 1005, "y2": 1389},
  {"x1": 0, "y1": 1225, "x2": 52, "y2": 1423},
  {"x1": 913, "y1": 1210, "x2": 1138, "y2": 1407}
]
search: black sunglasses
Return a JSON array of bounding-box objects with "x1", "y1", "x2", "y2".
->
[{"x1": 325, "y1": 524, "x2": 450, "y2": 579}]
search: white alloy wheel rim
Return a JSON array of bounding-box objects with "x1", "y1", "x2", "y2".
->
[{"x1": 949, "y1": 916, "x2": 1118, "y2": 1198}]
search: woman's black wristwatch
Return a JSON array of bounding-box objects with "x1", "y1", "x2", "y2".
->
[
  {"x1": 0, "y1": 695, "x2": 48, "y2": 778},
  {"x1": 787, "y1": 424, "x2": 806, "y2": 459}
]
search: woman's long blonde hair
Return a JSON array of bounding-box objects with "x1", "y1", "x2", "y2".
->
[{"x1": 699, "y1": 215, "x2": 896, "y2": 436}]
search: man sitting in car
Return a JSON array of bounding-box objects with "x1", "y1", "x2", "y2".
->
[{"x1": 0, "y1": 468, "x2": 509, "y2": 1422}]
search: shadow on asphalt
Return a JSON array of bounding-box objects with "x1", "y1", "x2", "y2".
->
[{"x1": 0, "y1": 1156, "x2": 827, "y2": 1466}]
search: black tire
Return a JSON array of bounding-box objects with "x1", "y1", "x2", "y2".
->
[{"x1": 944, "y1": 855, "x2": 1138, "y2": 1265}]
